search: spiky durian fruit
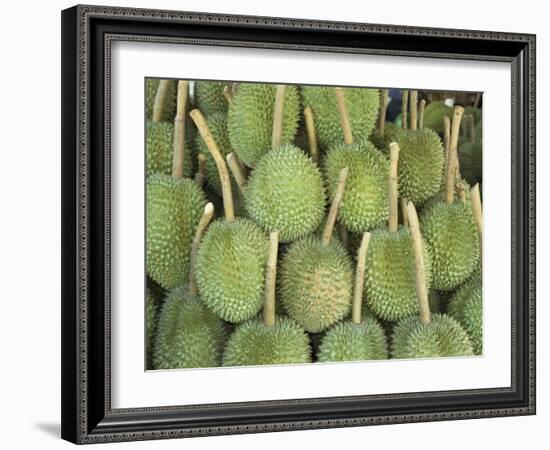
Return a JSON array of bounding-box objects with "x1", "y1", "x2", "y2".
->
[
  {"x1": 222, "y1": 317, "x2": 311, "y2": 366},
  {"x1": 448, "y1": 275, "x2": 482, "y2": 354},
  {"x1": 364, "y1": 227, "x2": 432, "y2": 321},
  {"x1": 196, "y1": 219, "x2": 268, "y2": 322},
  {"x1": 146, "y1": 122, "x2": 194, "y2": 177},
  {"x1": 146, "y1": 79, "x2": 177, "y2": 122},
  {"x1": 422, "y1": 101, "x2": 453, "y2": 133},
  {"x1": 393, "y1": 128, "x2": 444, "y2": 205},
  {"x1": 420, "y1": 201, "x2": 479, "y2": 291},
  {"x1": 324, "y1": 142, "x2": 389, "y2": 233},
  {"x1": 317, "y1": 318, "x2": 388, "y2": 362},
  {"x1": 146, "y1": 288, "x2": 159, "y2": 369},
  {"x1": 244, "y1": 144, "x2": 326, "y2": 242},
  {"x1": 370, "y1": 122, "x2": 400, "y2": 151},
  {"x1": 458, "y1": 141, "x2": 482, "y2": 185},
  {"x1": 195, "y1": 81, "x2": 228, "y2": 116},
  {"x1": 153, "y1": 286, "x2": 227, "y2": 369},
  {"x1": 228, "y1": 83, "x2": 301, "y2": 167},
  {"x1": 280, "y1": 236, "x2": 353, "y2": 333},
  {"x1": 392, "y1": 313, "x2": 473, "y2": 358},
  {"x1": 146, "y1": 174, "x2": 206, "y2": 289},
  {"x1": 301, "y1": 86, "x2": 379, "y2": 149}
]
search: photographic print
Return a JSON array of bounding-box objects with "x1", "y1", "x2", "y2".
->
[{"x1": 145, "y1": 80, "x2": 483, "y2": 370}]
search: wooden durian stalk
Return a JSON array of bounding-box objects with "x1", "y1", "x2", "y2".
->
[
  {"x1": 378, "y1": 89, "x2": 389, "y2": 136},
  {"x1": 272, "y1": 84, "x2": 287, "y2": 148},
  {"x1": 226, "y1": 152, "x2": 248, "y2": 194},
  {"x1": 418, "y1": 99, "x2": 426, "y2": 129},
  {"x1": 152, "y1": 79, "x2": 171, "y2": 123},
  {"x1": 335, "y1": 87, "x2": 354, "y2": 144},
  {"x1": 471, "y1": 183, "x2": 483, "y2": 257},
  {"x1": 190, "y1": 109, "x2": 235, "y2": 222},
  {"x1": 401, "y1": 90, "x2": 409, "y2": 129},
  {"x1": 322, "y1": 167, "x2": 349, "y2": 246},
  {"x1": 263, "y1": 230, "x2": 280, "y2": 327},
  {"x1": 388, "y1": 142, "x2": 400, "y2": 232},
  {"x1": 445, "y1": 106, "x2": 465, "y2": 204},
  {"x1": 194, "y1": 154, "x2": 206, "y2": 188},
  {"x1": 172, "y1": 80, "x2": 189, "y2": 179},
  {"x1": 406, "y1": 201, "x2": 430, "y2": 325},
  {"x1": 409, "y1": 90, "x2": 418, "y2": 131},
  {"x1": 443, "y1": 115, "x2": 451, "y2": 193},
  {"x1": 352, "y1": 232, "x2": 372, "y2": 324},
  {"x1": 303, "y1": 106, "x2": 319, "y2": 162},
  {"x1": 223, "y1": 85, "x2": 234, "y2": 107},
  {"x1": 189, "y1": 202, "x2": 215, "y2": 296}
]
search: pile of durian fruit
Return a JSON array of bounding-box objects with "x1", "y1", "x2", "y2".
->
[{"x1": 146, "y1": 79, "x2": 483, "y2": 370}]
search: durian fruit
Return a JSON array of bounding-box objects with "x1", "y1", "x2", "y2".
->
[
  {"x1": 146, "y1": 121, "x2": 194, "y2": 178},
  {"x1": 195, "y1": 81, "x2": 228, "y2": 116},
  {"x1": 391, "y1": 201, "x2": 474, "y2": 358},
  {"x1": 190, "y1": 109, "x2": 268, "y2": 323},
  {"x1": 458, "y1": 113, "x2": 482, "y2": 185},
  {"x1": 243, "y1": 85, "x2": 326, "y2": 242},
  {"x1": 280, "y1": 168, "x2": 354, "y2": 333},
  {"x1": 302, "y1": 85, "x2": 379, "y2": 150},
  {"x1": 153, "y1": 203, "x2": 228, "y2": 369},
  {"x1": 223, "y1": 231, "x2": 311, "y2": 366},
  {"x1": 420, "y1": 107, "x2": 480, "y2": 291},
  {"x1": 364, "y1": 143, "x2": 432, "y2": 322},
  {"x1": 146, "y1": 78, "x2": 177, "y2": 122},
  {"x1": 147, "y1": 81, "x2": 207, "y2": 289},
  {"x1": 146, "y1": 288, "x2": 159, "y2": 369},
  {"x1": 318, "y1": 232, "x2": 388, "y2": 362},
  {"x1": 422, "y1": 100, "x2": 453, "y2": 134},
  {"x1": 448, "y1": 274, "x2": 482, "y2": 354},
  {"x1": 228, "y1": 83, "x2": 301, "y2": 167},
  {"x1": 393, "y1": 90, "x2": 445, "y2": 205},
  {"x1": 323, "y1": 88, "x2": 389, "y2": 233}
]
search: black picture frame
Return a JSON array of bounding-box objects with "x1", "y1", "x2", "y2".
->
[{"x1": 61, "y1": 4, "x2": 536, "y2": 444}]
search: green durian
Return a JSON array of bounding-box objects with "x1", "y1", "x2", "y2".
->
[
  {"x1": 228, "y1": 83, "x2": 301, "y2": 167},
  {"x1": 392, "y1": 313, "x2": 474, "y2": 358},
  {"x1": 420, "y1": 200, "x2": 479, "y2": 291},
  {"x1": 146, "y1": 121, "x2": 194, "y2": 177},
  {"x1": 195, "y1": 81, "x2": 228, "y2": 116},
  {"x1": 370, "y1": 122, "x2": 400, "y2": 151},
  {"x1": 422, "y1": 101, "x2": 453, "y2": 134},
  {"x1": 153, "y1": 286, "x2": 227, "y2": 369},
  {"x1": 448, "y1": 274, "x2": 482, "y2": 354},
  {"x1": 146, "y1": 78, "x2": 177, "y2": 122},
  {"x1": 458, "y1": 141, "x2": 482, "y2": 185},
  {"x1": 146, "y1": 174, "x2": 206, "y2": 289},
  {"x1": 244, "y1": 143, "x2": 326, "y2": 242},
  {"x1": 146, "y1": 288, "x2": 159, "y2": 369},
  {"x1": 301, "y1": 86, "x2": 379, "y2": 149}
]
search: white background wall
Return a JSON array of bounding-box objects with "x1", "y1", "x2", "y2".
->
[{"x1": 0, "y1": 0, "x2": 545, "y2": 448}]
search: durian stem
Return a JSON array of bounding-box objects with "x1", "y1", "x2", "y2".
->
[
  {"x1": 223, "y1": 85, "x2": 234, "y2": 107},
  {"x1": 406, "y1": 201, "x2": 431, "y2": 326},
  {"x1": 378, "y1": 89, "x2": 389, "y2": 136},
  {"x1": 352, "y1": 232, "x2": 371, "y2": 324},
  {"x1": 272, "y1": 84, "x2": 286, "y2": 149},
  {"x1": 443, "y1": 115, "x2": 451, "y2": 197},
  {"x1": 227, "y1": 152, "x2": 248, "y2": 194},
  {"x1": 322, "y1": 167, "x2": 349, "y2": 247},
  {"x1": 409, "y1": 90, "x2": 418, "y2": 131},
  {"x1": 445, "y1": 106, "x2": 465, "y2": 204},
  {"x1": 263, "y1": 230, "x2": 279, "y2": 327},
  {"x1": 418, "y1": 99, "x2": 426, "y2": 129},
  {"x1": 335, "y1": 87, "x2": 354, "y2": 144},
  {"x1": 401, "y1": 90, "x2": 409, "y2": 129},
  {"x1": 189, "y1": 203, "x2": 215, "y2": 297},
  {"x1": 172, "y1": 80, "x2": 189, "y2": 179},
  {"x1": 304, "y1": 106, "x2": 319, "y2": 163},
  {"x1": 194, "y1": 153, "x2": 206, "y2": 188},
  {"x1": 152, "y1": 79, "x2": 170, "y2": 123},
  {"x1": 401, "y1": 197, "x2": 409, "y2": 227},
  {"x1": 388, "y1": 142, "x2": 400, "y2": 233},
  {"x1": 471, "y1": 183, "x2": 483, "y2": 254},
  {"x1": 469, "y1": 114, "x2": 477, "y2": 144},
  {"x1": 457, "y1": 181, "x2": 466, "y2": 204},
  {"x1": 190, "y1": 109, "x2": 235, "y2": 222}
]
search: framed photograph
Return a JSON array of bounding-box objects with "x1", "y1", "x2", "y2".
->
[{"x1": 61, "y1": 4, "x2": 536, "y2": 444}]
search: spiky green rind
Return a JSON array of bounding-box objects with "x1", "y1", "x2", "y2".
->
[
  {"x1": 301, "y1": 86, "x2": 379, "y2": 149},
  {"x1": 195, "y1": 81, "x2": 228, "y2": 116},
  {"x1": 153, "y1": 287, "x2": 227, "y2": 369},
  {"x1": 146, "y1": 79, "x2": 177, "y2": 122},
  {"x1": 146, "y1": 122, "x2": 194, "y2": 178},
  {"x1": 280, "y1": 236, "x2": 353, "y2": 333},
  {"x1": 392, "y1": 313, "x2": 474, "y2": 358},
  {"x1": 245, "y1": 144, "x2": 326, "y2": 242},
  {"x1": 364, "y1": 227, "x2": 432, "y2": 322},
  {"x1": 222, "y1": 317, "x2": 311, "y2": 366},
  {"x1": 369, "y1": 122, "x2": 401, "y2": 151},
  {"x1": 422, "y1": 101, "x2": 453, "y2": 134},
  {"x1": 146, "y1": 288, "x2": 159, "y2": 369},
  {"x1": 324, "y1": 141, "x2": 389, "y2": 233},
  {"x1": 394, "y1": 128, "x2": 444, "y2": 205},
  {"x1": 448, "y1": 275, "x2": 482, "y2": 354},
  {"x1": 146, "y1": 174, "x2": 206, "y2": 289},
  {"x1": 317, "y1": 318, "x2": 388, "y2": 362},
  {"x1": 420, "y1": 201, "x2": 480, "y2": 291},
  {"x1": 228, "y1": 83, "x2": 301, "y2": 167},
  {"x1": 458, "y1": 142, "x2": 482, "y2": 186},
  {"x1": 196, "y1": 219, "x2": 268, "y2": 323}
]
